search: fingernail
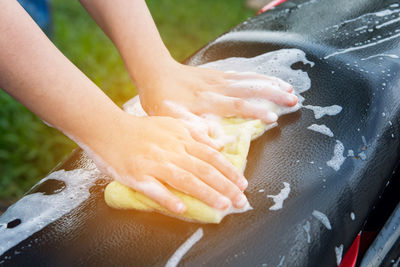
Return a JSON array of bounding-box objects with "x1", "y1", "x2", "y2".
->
[
  {"x1": 288, "y1": 94, "x2": 298, "y2": 105},
  {"x1": 215, "y1": 196, "x2": 230, "y2": 210},
  {"x1": 266, "y1": 112, "x2": 278, "y2": 123},
  {"x1": 237, "y1": 179, "x2": 248, "y2": 190},
  {"x1": 234, "y1": 194, "x2": 249, "y2": 208},
  {"x1": 175, "y1": 202, "x2": 186, "y2": 213}
]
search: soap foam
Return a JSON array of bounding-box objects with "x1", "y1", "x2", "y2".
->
[
  {"x1": 312, "y1": 210, "x2": 332, "y2": 230},
  {"x1": 335, "y1": 244, "x2": 344, "y2": 266},
  {"x1": 303, "y1": 105, "x2": 342, "y2": 119},
  {"x1": 307, "y1": 124, "x2": 334, "y2": 137},
  {"x1": 267, "y1": 182, "x2": 291, "y2": 211},
  {"x1": 303, "y1": 221, "x2": 311, "y2": 243},
  {"x1": 0, "y1": 168, "x2": 102, "y2": 256},
  {"x1": 327, "y1": 140, "x2": 346, "y2": 171},
  {"x1": 165, "y1": 228, "x2": 203, "y2": 267},
  {"x1": 125, "y1": 48, "x2": 314, "y2": 150}
]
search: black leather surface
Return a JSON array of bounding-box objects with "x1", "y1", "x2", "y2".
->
[{"x1": 1, "y1": 0, "x2": 400, "y2": 266}]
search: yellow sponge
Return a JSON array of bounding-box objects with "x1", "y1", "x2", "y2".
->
[{"x1": 104, "y1": 118, "x2": 266, "y2": 223}]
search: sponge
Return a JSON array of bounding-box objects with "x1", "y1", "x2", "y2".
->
[{"x1": 104, "y1": 118, "x2": 266, "y2": 224}]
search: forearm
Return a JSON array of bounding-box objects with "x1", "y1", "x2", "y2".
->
[
  {"x1": 79, "y1": 0, "x2": 174, "y2": 91},
  {"x1": 0, "y1": 1, "x2": 123, "y2": 145}
]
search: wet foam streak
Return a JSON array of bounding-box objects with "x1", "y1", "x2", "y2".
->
[
  {"x1": 312, "y1": 210, "x2": 332, "y2": 230},
  {"x1": 0, "y1": 168, "x2": 101, "y2": 256},
  {"x1": 303, "y1": 105, "x2": 342, "y2": 119},
  {"x1": 335, "y1": 244, "x2": 344, "y2": 266},
  {"x1": 165, "y1": 228, "x2": 204, "y2": 267},
  {"x1": 307, "y1": 124, "x2": 334, "y2": 137},
  {"x1": 376, "y1": 17, "x2": 400, "y2": 29},
  {"x1": 327, "y1": 140, "x2": 346, "y2": 171},
  {"x1": 361, "y1": 53, "x2": 399, "y2": 60},
  {"x1": 303, "y1": 221, "x2": 311, "y2": 243},
  {"x1": 324, "y1": 32, "x2": 400, "y2": 59},
  {"x1": 267, "y1": 182, "x2": 291, "y2": 210}
]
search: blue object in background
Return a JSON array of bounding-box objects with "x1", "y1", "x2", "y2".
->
[{"x1": 18, "y1": 0, "x2": 53, "y2": 37}]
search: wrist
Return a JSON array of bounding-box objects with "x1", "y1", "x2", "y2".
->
[{"x1": 71, "y1": 104, "x2": 127, "y2": 151}]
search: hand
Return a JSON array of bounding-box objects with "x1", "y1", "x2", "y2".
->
[
  {"x1": 137, "y1": 61, "x2": 298, "y2": 148},
  {"x1": 86, "y1": 112, "x2": 249, "y2": 214}
]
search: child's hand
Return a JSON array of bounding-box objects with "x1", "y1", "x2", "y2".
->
[
  {"x1": 137, "y1": 61, "x2": 298, "y2": 148},
  {"x1": 86, "y1": 113, "x2": 249, "y2": 214}
]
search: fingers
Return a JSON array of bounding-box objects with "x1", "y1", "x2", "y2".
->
[
  {"x1": 200, "y1": 92, "x2": 278, "y2": 124},
  {"x1": 127, "y1": 175, "x2": 186, "y2": 214},
  {"x1": 163, "y1": 100, "x2": 222, "y2": 150},
  {"x1": 186, "y1": 142, "x2": 248, "y2": 191},
  {"x1": 154, "y1": 163, "x2": 233, "y2": 210},
  {"x1": 224, "y1": 71, "x2": 293, "y2": 93},
  {"x1": 225, "y1": 80, "x2": 298, "y2": 107},
  {"x1": 181, "y1": 120, "x2": 221, "y2": 150},
  {"x1": 169, "y1": 153, "x2": 249, "y2": 209}
]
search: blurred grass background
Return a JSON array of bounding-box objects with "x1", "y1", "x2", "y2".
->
[{"x1": 0, "y1": 0, "x2": 254, "y2": 201}]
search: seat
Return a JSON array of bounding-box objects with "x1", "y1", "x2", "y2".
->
[{"x1": 0, "y1": 0, "x2": 399, "y2": 266}]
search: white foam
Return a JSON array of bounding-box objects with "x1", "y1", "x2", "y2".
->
[
  {"x1": 324, "y1": 32, "x2": 400, "y2": 59},
  {"x1": 358, "y1": 151, "x2": 367, "y2": 160},
  {"x1": 125, "y1": 48, "x2": 314, "y2": 150},
  {"x1": 327, "y1": 140, "x2": 346, "y2": 171},
  {"x1": 347, "y1": 150, "x2": 355, "y2": 157},
  {"x1": 122, "y1": 96, "x2": 147, "y2": 117},
  {"x1": 278, "y1": 256, "x2": 286, "y2": 266},
  {"x1": 267, "y1": 182, "x2": 291, "y2": 211},
  {"x1": 335, "y1": 244, "x2": 344, "y2": 266},
  {"x1": 202, "y1": 48, "x2": 314, "y2": 95},
  {"x1": 303, "y1": 221, "x2": 311, "y2": 243},
  {"x1": 362, "y1": 136, "x2": 367, "y2": 146},
  {"x1": 165, "y1": 228, "x2": 203, "y2": 267},
  {"x1": 375, "y1": 8, "x2": 400, "y2": 17},
  {"x1": 354, "y1": 25, "x2": 368, "y2": 31},
  {"x1": 361, "y1": 54, "x2": 400, "y2": 60},
  {"x1": 312, "y1": 210, "x2": 332, "y2": 230},
  {"x1": 376, "y1": 17, "x2": 400, "y2": 29},
  {"x1": 303, "y1": 105, "x2": 342, "y2": 119},
  {"x1": 0, "y1": 168, "x2": 101, "y2": 256},
  {"x1": 307, "y1": 124, "x2": 334, "y2": 137}
]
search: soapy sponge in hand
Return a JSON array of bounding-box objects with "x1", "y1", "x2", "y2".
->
[{"x1": 104, "y1": 118, "x2": 266, "y2": 224}]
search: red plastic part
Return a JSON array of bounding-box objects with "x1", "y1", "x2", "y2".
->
[
  {"x1": 339, "y1": 233, "x2": 361, "y2": 267},
  {"x1": 256, "y1": 0, "x2": 289, "y2": 15}
]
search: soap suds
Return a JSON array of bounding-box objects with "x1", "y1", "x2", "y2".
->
[
  {"x1": 278, "y1": 256, "x2": 286, "y2": 267},
  {"x1": 165, "y1": 228, "x2": 203, "y2": 267},
  {"x1": 361, "y1": 53, "x2": 400, "y2": 60},
  {"x1": 307, "y1": 124, "x2": 334, "y2": 137},
  {"x1": 347, "y1": 150, "x2": 354, "y2": 157},
  {"x1": 358, "y1": 151, "x2": 367, "y2": 160},
  {"x1": 335, "y1": 244, "x2": 344, "y2": 266},
  {"x1": 303, "y1": 221, "x2": 311, "y2": 243},
  {"x1": 201, "y1": 48, "x2": 314, "y2": 104},
  {"x1": 361, "y1": 136, "x2": 367, "y2": 146},
  {"x1": 327, "y1": 140, "x2": 346, "y2": 171},
  {"x1": 303, "y1": 105, "x2": 342, "y2": 119},
  {"x1": 127, "y1": 48, "x2": 314, "y2": 149},
  {"x1": 267, "y1": 182, "x2": 291, "y2": 211},
  {"x1": 0, "y1": 168, "x2": 101, "y2": 256},
  {"x1": 312, "y1": 210, "x2": 332, "y2": 230}
]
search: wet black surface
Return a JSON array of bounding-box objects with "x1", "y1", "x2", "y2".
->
[
  {"x1": 1, "y1": 0, "x2": 400, "y2": 266},
  {"x1": 29, "y1": 179, "x2": 66, "y2": 196}
]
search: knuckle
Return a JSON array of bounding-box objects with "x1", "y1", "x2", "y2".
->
[{"x1": 233, "y1": 99, "x2": 245, "y2": 109}]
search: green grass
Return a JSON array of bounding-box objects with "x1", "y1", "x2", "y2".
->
[{"x1": 0, "y1": 0, "x2": 253, "y2": 200}]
